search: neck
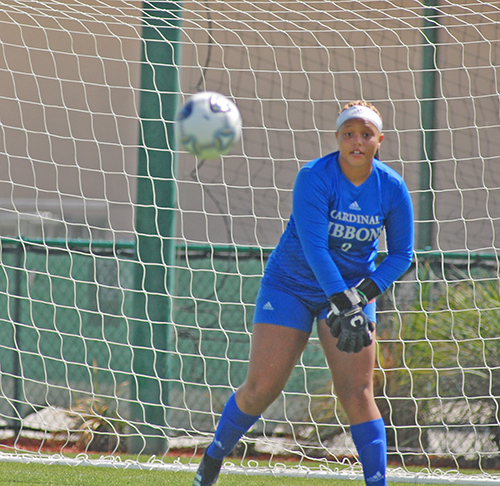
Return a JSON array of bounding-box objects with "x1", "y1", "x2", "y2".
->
[{"x1": 339, "y1": 160, "x2": 373, "y2": 186}]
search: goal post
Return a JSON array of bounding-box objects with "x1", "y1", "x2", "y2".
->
[
  {"x1": 0, "y1": 0, "x2": 499, "y2": 483},
  {"x1": 418, "y1": 0, "x2": 439, "y2": 250},
  {"x1": 129, "y1": 0, "x2": 181, "y2": 455}
]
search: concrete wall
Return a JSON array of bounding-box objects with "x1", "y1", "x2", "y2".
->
[
  {"x1": 0, "y1": 1, "x2": 143, "y2": 240},
  {"x1": 0, "y1": 1, "x2": 498, "y2": 252}
]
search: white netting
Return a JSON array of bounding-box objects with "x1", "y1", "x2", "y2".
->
[{"x1": 0, "y1": 0, "x2": 499, "y2": 482}]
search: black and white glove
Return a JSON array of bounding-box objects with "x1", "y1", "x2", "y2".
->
[{"x1": 326, "y1": 288, "x2": 375, "y2": 354}]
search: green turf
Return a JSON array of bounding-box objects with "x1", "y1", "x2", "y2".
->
[
  {"x1": 0, "y1": 460, "x2": 490, "y2": 486},
  {"x1": 0, "y1": 461, "x2": 367, "y2": 486}
]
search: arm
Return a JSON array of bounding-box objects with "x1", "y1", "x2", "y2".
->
[
  {"x1": 367, "y1": 182, "x2": 414, "y2": 294},
  {"x1": 292, "y1": 165, "x2": 348, "y2": 295},
  {"x1": 327, "y1": 181, "x2": 413, "y2": 354}
]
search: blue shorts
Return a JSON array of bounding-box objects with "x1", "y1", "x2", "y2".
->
[{"x1": 253, "y1": 281, "x2": 376, "y2": 333}]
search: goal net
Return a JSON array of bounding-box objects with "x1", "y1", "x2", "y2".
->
[{"x1": 0, "y1": 0, "x2": 499, "y2": 482}]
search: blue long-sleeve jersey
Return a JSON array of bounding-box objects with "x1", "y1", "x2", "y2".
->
[{"x1": 263, "y1": 151, "x2": 414, "y2": 299}]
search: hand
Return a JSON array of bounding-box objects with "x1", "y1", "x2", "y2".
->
[
  {"x1": 326, "y1": 289, "x2": 375, "y2": 353},
  {"x1": 327, "y1": 305, "x2": 374, "y2": 353}
]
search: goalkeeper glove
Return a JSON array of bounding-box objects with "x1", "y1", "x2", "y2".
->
[{"x1": 326, "y1": 288, "x2": 375, "y2": 353}]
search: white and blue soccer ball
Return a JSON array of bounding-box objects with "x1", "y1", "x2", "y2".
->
[{"x1": 175, "y1": 91, "x2": 242, "y2": 160}]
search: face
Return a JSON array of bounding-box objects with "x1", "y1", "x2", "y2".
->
[{"x1": 335, "y1": 118, "x2": 384, "y2": 181}]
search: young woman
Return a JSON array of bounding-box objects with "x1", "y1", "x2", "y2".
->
[{"x1": 193, "y1": 101, "x2": 414, "y2": 486}]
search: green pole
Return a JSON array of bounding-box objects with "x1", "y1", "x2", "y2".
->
[
  {"x1": 418, "y1": 0, "x2": 439, "y2": 251},
  {"x1": 129, "y1": 1, "x2": 182, "y2": 455},
  {"x1": 11, "y1": 245, "x2": 24, "y2": 431}
]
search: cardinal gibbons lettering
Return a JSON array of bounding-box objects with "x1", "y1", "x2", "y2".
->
[
  {"x1": 330, "y1": 209, "x2": 380, "y2": 225},
  {"x1": 329, "y1": 209, "x2": 383, "y2": 242}
]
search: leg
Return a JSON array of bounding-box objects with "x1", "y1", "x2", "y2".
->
[
  {"x1": 210, "y1": 323, "x2": 310, "y2": 457},
  {"x1": 194, "y1": 323, "x2": 310, "y2": 486},
  {"x1": 317, "y1": 318, "x2": 379, "y2": 424},
  {"x1": 236, "y1": 323, "x2": 310, "y2": 415},
  {"x1": 317, "y1": 318, "x2": 387, "y2": 486}
]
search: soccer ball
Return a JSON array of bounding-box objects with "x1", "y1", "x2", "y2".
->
[{"x1": 175, "y1": 91, "x2": 242, "y2": 160}]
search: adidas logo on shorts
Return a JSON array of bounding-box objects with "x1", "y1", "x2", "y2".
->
[{"x1": 263, "y1": 301, "x2": 274, "y2": 310}]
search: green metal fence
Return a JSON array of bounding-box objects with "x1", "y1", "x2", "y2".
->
[
  {"x1": 3, "y1": 238, "x2": 499, "y2": 463},
  {"x1": 0, "y1": 238, "x2": 136, "y2": 426},
  {"x1": 0, "y1": 239, "x2": 330, "y2": 437}
]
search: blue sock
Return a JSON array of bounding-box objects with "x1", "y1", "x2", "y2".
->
[
  {"x1": 350, "y1": 418, "x2": 387, "y2": 486},
  {"x1": 206, "y1": 393, "x2": 260, "y2": 460}
]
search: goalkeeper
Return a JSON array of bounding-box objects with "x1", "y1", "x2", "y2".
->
[{"x1": 193, "y1": 101, "x2": 414, "y2": 486}]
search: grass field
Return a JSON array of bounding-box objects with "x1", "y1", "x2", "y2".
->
[
  {"x1": 0, "y1": 461, "x2": 369, "y2": 486},
  {"x1": 0, "y1": 460, "x2": 491, "y2": 486},
  {"x1": 0, "y1": 449, "x2": 490, "y2": 486}
]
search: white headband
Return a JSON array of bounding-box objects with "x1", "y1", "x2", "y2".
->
[{"x1": 336, "y1": 105, "x2": 383, "y2": 132}]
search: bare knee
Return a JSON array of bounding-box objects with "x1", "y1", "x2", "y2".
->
[
  {"x1": 236, "y1": 380, "x2": 283, "y2": 416},
  {"x1": 335, "y1": 380, "x2": 379, "y2": 424},
  {"x1": 337, "y1": 380, "x2": 372, "y2": 406}
]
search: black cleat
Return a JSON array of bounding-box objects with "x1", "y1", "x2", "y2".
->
[{"x1": 192, "y1": 452, "x2": 223, "y2": 486}]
